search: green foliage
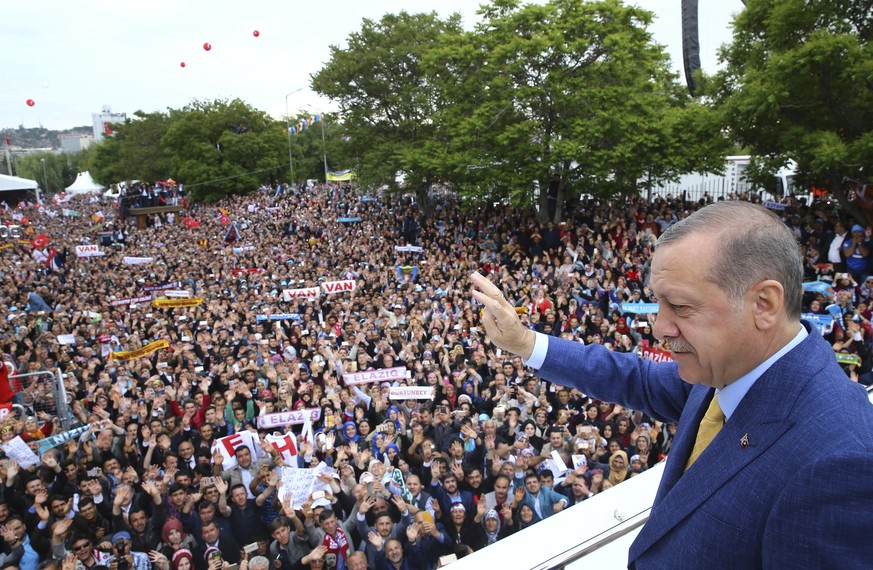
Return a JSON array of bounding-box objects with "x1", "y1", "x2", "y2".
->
[
  {"x1": 432, "y1": 0, "x2": 724, "y2": 220},
  {"x1": 286, "y1": 112, "x2": 348, "y2": 183},
  {"x1": 162, "y1": 99, "x2": 286, "y2": 202},
  {"x1": 87, "y1": 111, "x2": 173, "y2": 185},
  {"x1": 14, "y1": 151, "x2": 85, "y2": 195},
  {"x1": 311, "y1": 11, "x2": 465, "y2": 213},
  {"x1": 312, "y1": 0, "x2": 726, "y2": 221},
  {"x1": 710, "y1": 0, "x2": 873, "y2": 203}
]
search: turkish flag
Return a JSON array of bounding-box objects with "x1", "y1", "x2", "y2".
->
[
  {"x1": 31, "y1": 233, "x2": 50, "y2": 250},
  {"x1": 0, "y1": 361, "x2": 16, "y2": 404},
  {"x1": 219, "y1": 213, "x2": 230, "y2": 226}
]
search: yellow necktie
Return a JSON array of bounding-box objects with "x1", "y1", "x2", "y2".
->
[{"x1": 685, "y1": 394, "x2": 725, "y2": 471}]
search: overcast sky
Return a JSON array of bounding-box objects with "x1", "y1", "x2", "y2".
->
[{"x1": 1, "y1": 0, "x2": 745, "y2": 131}]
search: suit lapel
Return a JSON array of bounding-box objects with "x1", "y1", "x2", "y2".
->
[{"x1": 629, "y1": 337, "x2": 816, "y2": 562}]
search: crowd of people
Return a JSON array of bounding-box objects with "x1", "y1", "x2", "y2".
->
[{"x1": 0, "y1": 180, "x2": 866, "y2": 570}]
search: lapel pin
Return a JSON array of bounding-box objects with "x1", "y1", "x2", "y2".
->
[{"x1": 740, "y1": 434, "x2": 749, "y2": 449}]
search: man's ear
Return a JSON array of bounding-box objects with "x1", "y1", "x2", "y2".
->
[{"x1": 750, "y1": 279, "x2": 784, "y2": 330}]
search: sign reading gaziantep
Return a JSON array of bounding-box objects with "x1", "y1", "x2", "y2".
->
[{"x1": 343, "y1": 366, "x2": 407, "y2": 385}]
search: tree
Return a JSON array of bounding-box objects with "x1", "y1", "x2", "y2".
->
[
  {"x1": 14, "y1": 151, "x2": 84, "y2": 196},
  {"x1": 709, "y1": 0, "x2": 873, "y2": 222},
  {"x1": 161, "y1": 99, "x2": 286, "y2": 202},
  {"x1": 87, "y1": 110, "x2": 174, "y2": 185},
  {"x1": 431, "y1": 0, "x2": 724, "y2": 222},
  {"x1": 286, "y1": 112, "x2": 349, "y2": 183},
  {"x1": 311, "y1": 11, "x2": 465, "y2": 217}
]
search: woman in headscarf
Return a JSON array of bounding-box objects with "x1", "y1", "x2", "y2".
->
[
  {"x1": 159, "y1": 518, "x2": 197, "y2": 560},
  {"x1": 341, "y1": 421, "x2": 359, "y2": 444},
  {"x1": 481, "y1": 508, "x2": 509, "y2": 546},
  {"x1": 607, "y1": 450, "x2": 629, "y2": 486}
]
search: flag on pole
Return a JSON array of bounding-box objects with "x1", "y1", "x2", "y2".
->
[{"x1": 223, "y1": 223, "x2": 240, "y2": 245}]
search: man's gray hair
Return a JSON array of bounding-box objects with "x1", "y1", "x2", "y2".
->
[
  {"x1": 656, "y1": 201, "x2": 803, "y2": 319},
  {"x1": 249, "y1": 556, "x2": 270, "y2": 570}
]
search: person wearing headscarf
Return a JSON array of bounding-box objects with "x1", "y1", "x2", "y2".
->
[
  {"x1": 159, "y1": 518, "x2": 197, "y2": 560},
  {"x1": 481, "y1": 508, "x2": 507, "y2": 546},
  {"x1": 341, "y1": 421, "x2": 359, "y2": 443},
  {"x1": 607, "y1": 450, "x2": 629, "y2": 486}
]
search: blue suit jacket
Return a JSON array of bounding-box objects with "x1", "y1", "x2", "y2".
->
[{"x1": 537, "y1": 323, "x2": 873, "y2": 569}]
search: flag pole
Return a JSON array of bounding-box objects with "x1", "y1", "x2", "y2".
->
[{"x1": 320, "y1": 115, "x2": 329, "y2": 184}]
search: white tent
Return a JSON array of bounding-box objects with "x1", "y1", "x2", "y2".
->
[
  {"x1": 0, "y1": 174, "x2": 39, "y2": 193},
  {"x1": 65, "y1": 171, "x2": 104, "y2": 195}
]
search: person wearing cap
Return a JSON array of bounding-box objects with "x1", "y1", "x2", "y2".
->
[
  {"x1": 441, "y1": 501, "x2": 487, "y2": 554},
  {"x1": 107, "y1": 530, "x2": 151, "y2": 570},
  {"x1": 842, "y1": 223, "x2": 871, "y2": 283}
]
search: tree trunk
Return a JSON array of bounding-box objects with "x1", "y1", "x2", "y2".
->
[{"x1": 416, "y1": 185, "x2": 433, "y2": 221}]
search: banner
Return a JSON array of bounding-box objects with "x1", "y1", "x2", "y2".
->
[
  {"x1": 230, "y1": 268, "x2": 263, "y2": 276},
  {"x1": 110, "y1": 295, "x2": 153, "y2": 307},
  {"x1": 640, "y1": 346, "x2": 674, "y2": 364},
  {"x1": 258, "y1": 408, "x2": 323, "y2": 429},
  {"x1": 211, "y1": 430, "x2": 259, "y2": 470},
  {"x1": 75, "y1": 245, "x2": 104, "y2": 258},
  {"x1": 389, "y1": 386, "x2": 435, "y2": 400},
  {"x1": 343, "y1": 366, "x2": 408, "y2": 386},
  {"x1": 162, "y1": 290, "x2": 191, "y2": 298},
  {"x1": 836, "y1": 353, "x2": 862, "y2": 366},
  {"x1": 109, "y1": 339, "x2": 169, "y2": 361},
  {"x1": 38, "y1": 425, "x2": 90, "y2": 455},
  {"x1": 326, "y1": 170, "x2": 356, "y2": 182},
  {"x1": 277, "y1": 462, "x2": 332, "y2": 507},
  {"x1": 802, "y1": 281, "x2": 835, "y2": 296},
  {"x1": 256, "y1": 313, "x2": 301, "y2": 323},
  {"x1": 763, "y1": 201, "x2": 787, "y2": 211},
  {"x1": 321, "y1": 280, "x2": 356, "y2": 295},
  {"x1": 801, "y1": 313, "x2": 834, "y2": 333},
  {"x1": 123, "y1": 256, "x2": 153, "y2": 265},
  {"x1": 282, "y1": 287, "x2": 321, "y2": 302},
  {"x1": 394, "y1": 245, "x2": 423, "y2": 253},
  {"x1": 233, "y1": 246, "x2": 255, "y2": 253},
  {"x1": 621, "y1": 302, "x2": 660, "y2": 314},
  {"x1": 337, "y1": 217, "x2": 361, "y2": 223},
  {"x1": 143, "y1": 281, "x2": 181, "y2": 292},
  {"x1": 153, "y1": 298, "x2": 203, "y2": 308},
  {"x1": 265, "y1": 432, "x2": 299, "y2": 464}
]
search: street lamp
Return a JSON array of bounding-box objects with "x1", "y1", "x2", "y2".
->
[
  {"x1": 285, "y1": 88, "x2": 304, "y2": 187},
  {"x1": 39, "y1": 158, "x2": 46, "y2": 205}
]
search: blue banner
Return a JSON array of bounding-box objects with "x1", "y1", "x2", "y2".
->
[
  {"x1": 621, "y1": 302, "x2": 660, "y2": 314},
  {"x1": 256, "y1": 313, "x2": 301, "y2": 323},
  {"x1": 802, "y1": 281, "x2": 834, "y2": 295}
]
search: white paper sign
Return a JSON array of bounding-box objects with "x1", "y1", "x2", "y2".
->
[
  {"x1": 265, "y1": 432, "x2": 299, "y2": 464},
  {"x1": 2, "y1": 436, "x2": 40, "y2": 468},
  {"x1": 388, "y1": 386, "x2": 435, "y2": 400},
  {"x1": 343, "y1": 366, "x2": 407, "y2": 386},
  {"x1": 282, "y1": 287, "x2": 321, "y2": 302},
  {"x1": 277, "y1": 462, "x2": 331, "y2": 507},
  {"x1": 57, "y1": 334, "x2": 76, "y2": 345},
  {"x1": 320, "y1": 280, "x2": 356, "y2": 295},
  {"x1": 163, "y1": 290, "x2": 191, "y2": 298},
  {"x1": 75, "y1": 245, "x2": 104, "y2": 258},
  {"x1": 210, "y1": 431, "x2": 258, "y2": 470},
  {"x1": 123, "y1": 256, "x2": 154, "y2": 265},
  {"x1": 257, "y1": 408, "x2": 322, "y2": 429}
]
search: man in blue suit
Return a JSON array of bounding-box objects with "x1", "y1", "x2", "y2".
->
[{"x1": 471, "y1": 200, "x2": 873, "y2": 569}]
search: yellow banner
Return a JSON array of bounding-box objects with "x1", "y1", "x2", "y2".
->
[
  {"x1": 0, "y1": 244, "x2": 13, "y2": 250},
  {"x1": 153, "y1": 298, "x2": 204, "y2": 308},
  {"x1": 109, "y1": 339, "x2": 169, "y2": 361}
]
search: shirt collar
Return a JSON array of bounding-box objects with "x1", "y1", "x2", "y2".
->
[{"x1": 718, "y1": 325, "x2": 807, "y2": 420}]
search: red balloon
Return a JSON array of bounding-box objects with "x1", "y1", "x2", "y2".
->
[
  {"x1": 180, "y1": 62, "x2": 186, "y2": 68},
  {"x1": 253, "y1": 30, "x2": 260, "y2": 37},
  {"x1": 203, "y1": 42, "x2": 211, "y2": 51},
  {"x1": 26, "y1": 99, "x2": 35, "y2": 107}
]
